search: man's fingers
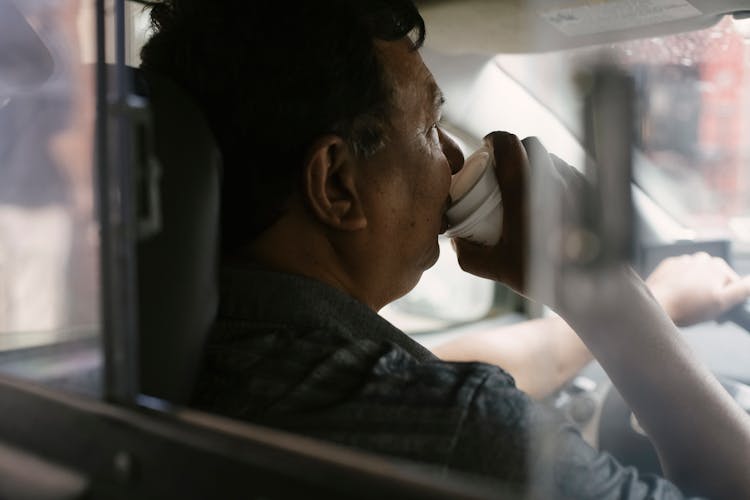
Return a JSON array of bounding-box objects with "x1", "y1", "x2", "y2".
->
[
  {"x1": 484, "y1": 131, "x2": 528, "y2": 185},
  {"x1": 483, "y1": 133, "x2": 528, "y2": 228},
  {"x1": 484, "y1": 132, "x2": 527, "y2": 189}
]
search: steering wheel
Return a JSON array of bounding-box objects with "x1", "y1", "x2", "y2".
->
[
  {"x1": 722, "y1": 300, "x2": 750, "y2": 332},
  {"x1": 552, "y1": 375, "x2": 750, "y2": 475},
  {"x1": 599, "y1": 376, "x2": 750, "y2": 474}
]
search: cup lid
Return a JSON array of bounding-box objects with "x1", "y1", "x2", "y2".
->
[{"x1": 450, "y1": 147, "x2": 490, "y2": 202}]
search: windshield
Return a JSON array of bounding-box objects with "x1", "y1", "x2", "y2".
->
[
  {"x1": 624, "y1": 17, "x2": 750, "y2": 249},
  {"x1": 384, "y1": 14, "x2": 750, "y2": 332},
  {"x1": 496, "y1": 15, "x2": 750, "y2": 252}
]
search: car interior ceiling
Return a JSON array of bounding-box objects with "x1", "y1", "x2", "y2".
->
[{"x1": 416, "y1": 0, "x2": 749, "y2": 53}]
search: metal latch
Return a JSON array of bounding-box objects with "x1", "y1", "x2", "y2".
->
[{"x1": 124, "y1": 93, "x2": 162, "y2": 239}]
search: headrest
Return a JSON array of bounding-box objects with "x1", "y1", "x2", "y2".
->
[{"x1": 134, "y1": 69, "x2": 220, "y2": 404}]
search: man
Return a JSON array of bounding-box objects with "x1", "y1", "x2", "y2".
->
[{"x1": 140, "y1": 1, "x2": 750, "y2": 497}]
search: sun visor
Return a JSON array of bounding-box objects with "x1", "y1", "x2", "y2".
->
[{"x1": 416, "y1": 0, "x2": 748, "y2": 54}]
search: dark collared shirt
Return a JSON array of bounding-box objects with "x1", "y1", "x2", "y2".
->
[{"x1": 191, "y1": 267, "x2": 690, "y2": 499}]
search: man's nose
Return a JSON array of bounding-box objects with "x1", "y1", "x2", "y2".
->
[{"x1": 438, "y1": 128, "x2": 464, "y2": 175}]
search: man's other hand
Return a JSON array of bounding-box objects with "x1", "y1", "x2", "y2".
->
[{"x1": 646, "y1": 252, "x2": 750, "y2": 327}]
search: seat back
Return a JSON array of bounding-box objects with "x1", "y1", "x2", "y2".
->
[{"x1": 135, "y1": 70, "x2": 220, "y2": 404}]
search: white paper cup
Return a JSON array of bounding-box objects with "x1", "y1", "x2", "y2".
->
[{"x1": 445, "y1": 147, "x2": 503, "y2": 245}]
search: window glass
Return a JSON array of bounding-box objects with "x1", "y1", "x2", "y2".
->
[
  {"x1": 380, "y1": 129, "x2": 507, "y2": 333},
  {"x1": 621, "y1": 17, "x2": 750, "y2": 251},
  {"x1": 384, "y1": 49, "x2": 587, "y2": 334},
  {"x1": 127, "y1": 1, "x2": 152, "y2": 66},
  {"x1": 392, "y1": 16, "x2": 750, "y2": 333},
  {"x1": 492, "y1": 16, "x2": 750, "y2": 252},
  {"x1": 380, "y1": 238, "x2": 498, "y2": 332},
  {"x1": 0, "y1": 0, "x2": 100, "y2": 395}
]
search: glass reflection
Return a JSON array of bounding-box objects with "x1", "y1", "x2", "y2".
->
[{"x1": 0, "y1": 0, "x2": 99, "y2": 394}]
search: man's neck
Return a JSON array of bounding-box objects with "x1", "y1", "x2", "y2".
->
[{"x1": 233, "y1": 215, "x2": 383, "y2": 311}]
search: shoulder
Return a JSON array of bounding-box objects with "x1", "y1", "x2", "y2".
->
[{"x1": 196, "y1": 323, "x2": 689, "y2": 497}]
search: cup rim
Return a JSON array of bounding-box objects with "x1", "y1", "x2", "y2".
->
[
  {"x1": 450, "y1": 149, "x2": 490, "y2": 203},
  {"x1": 445, "y1": 186, "x2": 502, "y2": 239}
]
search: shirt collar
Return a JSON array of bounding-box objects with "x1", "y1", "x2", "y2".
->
[{"x1": 218, "y1": 266, "x2": 436, "y2": 362}]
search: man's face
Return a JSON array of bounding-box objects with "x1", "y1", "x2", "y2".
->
[{"x1": 355, "y1": 39, "x2": 463, "y2": 307}]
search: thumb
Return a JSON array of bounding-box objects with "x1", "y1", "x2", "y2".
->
[
  {"x1": 719, "y1": 275, "x2": 750, "y2": 310},
  {"x1": 451, "y1": 238, "x2": 498, "y2": 281}
]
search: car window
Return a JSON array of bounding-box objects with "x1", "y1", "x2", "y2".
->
[
  {"x1": 390, "y1": 15, "x2": 750, "y2": 335},
  {"x1": 0, "y1": 0, "x2": 101, "y2": 395},
  {"x1": 623, "y1": 17, "x2": 750, "y2": 255},
  {"x1": 123, "y1": 5, "x2": 515, "y2": 335},
  {"x1": 382, "y1": 47, "x2": 589, "y2": 334},
  {"x1": 123, "y1": 7, "x2": 749, "y2": 336},
  {"x1": 493, "y1": 15, "x2": 750, "y2": 256}
]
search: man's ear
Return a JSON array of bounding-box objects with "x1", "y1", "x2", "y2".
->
[{"x1": 303, "y1": 136, "x2": 367, "y2": 231}]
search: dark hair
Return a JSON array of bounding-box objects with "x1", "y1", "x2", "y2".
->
[{"x1": 140, "y1": 0, "x2": 424, "y2": 254}]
